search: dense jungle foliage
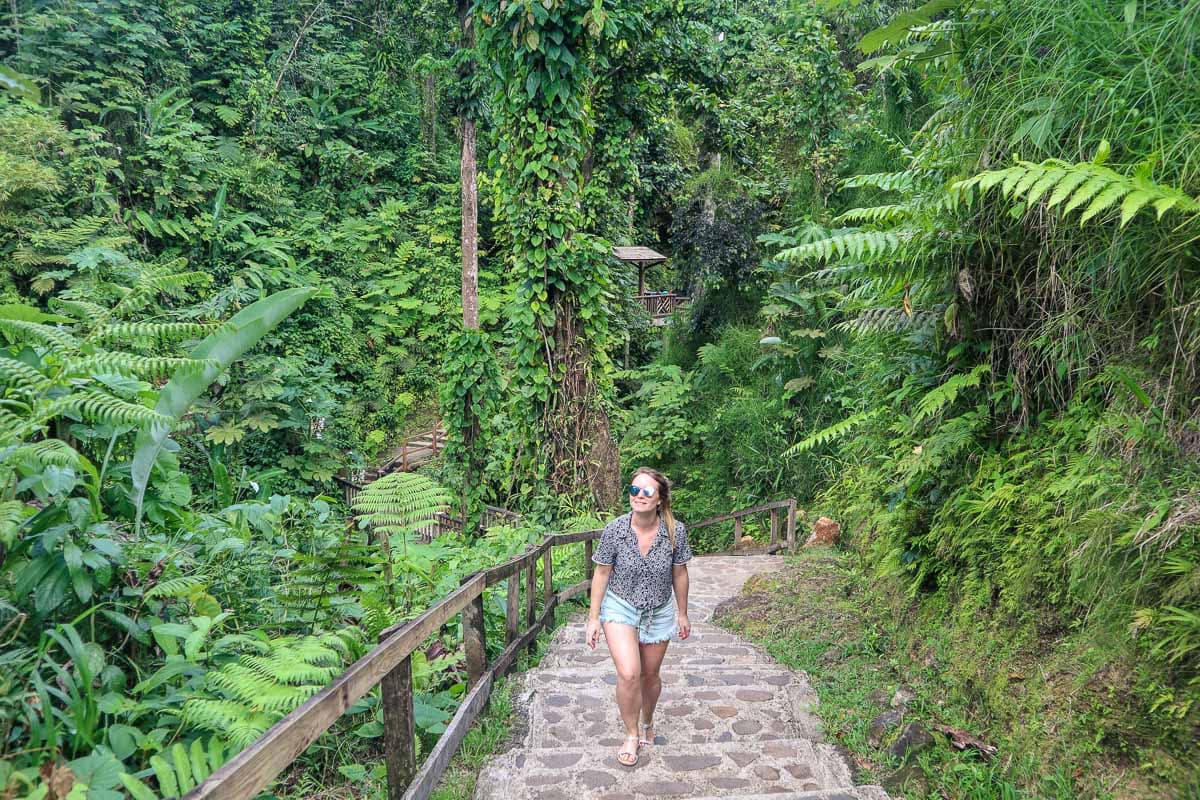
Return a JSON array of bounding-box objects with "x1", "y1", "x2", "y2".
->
[{"x1": 1, "y1": 0, "x2": 1198, "y2": 798}]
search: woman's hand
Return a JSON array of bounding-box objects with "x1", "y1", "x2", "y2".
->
[
  {"x1": 676, "y1": 613, "x2": 691, "y2": 640},
  {"x1": 585, "y1": 617, "x2": 602, "y2": 650}
]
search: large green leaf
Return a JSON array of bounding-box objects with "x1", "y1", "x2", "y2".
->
[
  {"x1": 0, "y1": 66, "x2": 40, "y2": 103},
  {"x1": 131, "y1": 288, "x2": 315, "y2": 530}
]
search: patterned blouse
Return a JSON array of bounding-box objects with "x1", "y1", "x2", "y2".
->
[{"x1": 592, "y1": 512, "x2": 694, "y2": 610}]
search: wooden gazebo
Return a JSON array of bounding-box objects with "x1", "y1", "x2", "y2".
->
[{"x1": 612, "y1": 246, "x2": 688, "y2": 324}]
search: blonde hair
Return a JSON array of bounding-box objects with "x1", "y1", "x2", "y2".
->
[{"x1": 631, "y1": 466, "x2": 676, "y2": 550}]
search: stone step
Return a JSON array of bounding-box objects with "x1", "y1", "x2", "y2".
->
[
  {"x1": 517, "y1": 664, "x2": 807, "y2": 691},
  {"x1": 541, "y1": 645, "x2": 772, "y2": 669},
  {"x1": 553, "y1": 620, "x2": 744, "y2": 645},
  {"x1": 474, "y1": 739, "x2": 854, "y2": 800},
  {"x1": 516, "y1": 682, "x2": 820, "y2": 749},
  {"x1": 688, "y1": 789, "x2": 890, "y2": 800}
]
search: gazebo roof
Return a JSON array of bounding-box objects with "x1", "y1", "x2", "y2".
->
[{"x1": 612, "y1": 246, "x2": 666, "y2": 265}]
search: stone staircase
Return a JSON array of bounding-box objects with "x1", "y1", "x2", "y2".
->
[{"x1": 473, "y1": 555, "x2": 889, "y2": 800}]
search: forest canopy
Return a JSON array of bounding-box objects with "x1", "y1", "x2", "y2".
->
[{"x1": 2, "y1": 0, "x2": 1198, "y2": 797}]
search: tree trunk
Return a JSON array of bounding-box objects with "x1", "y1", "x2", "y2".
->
[
  {"x1": 542, "y1": 300, "x2": 621, "y2": 510},
  {"x1": 461, "y1": 117, "x2": 478, "y2": 329}
]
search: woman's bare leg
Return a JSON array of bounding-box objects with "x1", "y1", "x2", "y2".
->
[
  {"x1": 638, "y1": 640, "x2": 669, "y2": 741},
  {"x1": 603, "y1": 621, "x2": 642, "y2": 739}
]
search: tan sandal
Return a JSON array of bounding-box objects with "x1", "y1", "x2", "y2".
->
[
  {"x1": 616, "y1": 734, "x2": 640, "y2": 767},
  {"x1": 638, "y1": 719, "x2": 655, "y2": 747}
]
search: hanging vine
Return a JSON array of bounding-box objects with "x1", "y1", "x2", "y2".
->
[{"x1": 478, "y1": 0, "x2": 622, "y2": 511}]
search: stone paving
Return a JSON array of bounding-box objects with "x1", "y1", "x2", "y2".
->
[{"x1": 473, "y1": 555, "x2": 890, "y2": 800}]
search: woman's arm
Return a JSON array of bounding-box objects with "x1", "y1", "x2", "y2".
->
[
  {"x1": 673, "y1": 564, "x2": 691, "y2": 640},
  {"x1": 585, "y1": 564, "x2": 612, "y2": 650}
]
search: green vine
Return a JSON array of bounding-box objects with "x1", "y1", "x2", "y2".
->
[
  {"x1": 440, "y1": 329, "x2": 502, "y2": 535},
  {"x1": 478, "y1": 0, "x2": 620, "y2": 509}
]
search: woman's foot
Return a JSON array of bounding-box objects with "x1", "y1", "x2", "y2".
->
[
  {"x1": 616, "y1": 734, "x2": 640, "y2": 767},
  {"x1": 638, "y1": 719, "x2": 655, "y2": 747}
]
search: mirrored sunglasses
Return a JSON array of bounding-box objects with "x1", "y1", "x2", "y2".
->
[{"x1": 628, "y1": 485, "x2": 657, "y2": 498}]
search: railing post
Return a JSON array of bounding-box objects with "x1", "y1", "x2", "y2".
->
[
  {"x1": 543, "y1": 546, "x2": 554, "y2": 616},
  {"x1": 733, "y1": 514, "x2": 743, "y2": 548},
  {"x1": 584, "y1": 539, "x2": 594, "y2": 580},
  {"x1": 506, "y1": 571, "x2": 519, "y2": 646},
  {"x1": 525, "y1": 557, "x2": 537, "y2": 654},
  {"x1": 462, "y1": 580, "x2": 487, "y2": 690},
  {"x1": 769, "y1": 507, "x2": 779, "y2": 551},
  {"x1": 786, "y1": 499, "x2": 798, "y2": 553},
  {"x1": 381, "y1": 651, "x2": 415, "y2": 800}
]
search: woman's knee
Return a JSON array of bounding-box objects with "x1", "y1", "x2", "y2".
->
[
  {"x1": 640, "y1": 670, "x2": 661, "y2": 685},
  {"x1": 616, "y1": 665, "x2": 642, "y2": 685}
]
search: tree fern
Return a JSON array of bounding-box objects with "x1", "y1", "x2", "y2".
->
[
  {"x1": 351, "y1": 471, "x2": 453, "y2": 538},
  {"x1": 952, "y1": 141, "x2": 1200, "y2": 228}
]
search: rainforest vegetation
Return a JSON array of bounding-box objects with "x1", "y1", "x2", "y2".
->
[{"x1": 1, "y1": 0, "x2": 1198, "y2": 797}]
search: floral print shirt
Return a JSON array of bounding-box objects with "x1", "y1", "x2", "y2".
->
[{"x1": 592, "y1": 512, "x2": 693, "y2": 610}]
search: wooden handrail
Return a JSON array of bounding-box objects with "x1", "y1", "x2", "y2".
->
[
  {"x1": 689, "y1": 498, "x2": 798, "y2": 554},
  {"x1": 184, "y1": 502, "x2": 795, "y2": 800}
]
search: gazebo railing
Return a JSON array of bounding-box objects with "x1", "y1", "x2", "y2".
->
[{"x1": 634, "y1": 292, "x2": 689, "y2": 317}]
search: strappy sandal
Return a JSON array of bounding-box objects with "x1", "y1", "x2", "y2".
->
[
  {"x1": 638, "y1": 719, "x2": 655, "y2": 747},
  {"x1": 616, "y1": 734, "x2": 640, "y2": 767}
]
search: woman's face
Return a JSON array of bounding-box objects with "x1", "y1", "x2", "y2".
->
[{"x1": 628, "y1": 473, "x2": 661, "y2": 514}]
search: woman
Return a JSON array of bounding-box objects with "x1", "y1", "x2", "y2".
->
[{"x1": 584, "y1": 467, "x2": 694, "y2": 767}]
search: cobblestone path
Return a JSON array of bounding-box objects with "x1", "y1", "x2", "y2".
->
[{"x1": 474, "y1": 555, "x2": 890, "y2": 800}]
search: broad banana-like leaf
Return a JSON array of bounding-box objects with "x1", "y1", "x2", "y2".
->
[
  {"x1": 131, "y1": 287, "x2": 316, "y2": 530},
  {"x1": 0, "y1": 66, "x2": 40, "y2": 104}
]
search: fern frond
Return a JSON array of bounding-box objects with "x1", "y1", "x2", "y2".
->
[
  {"x1": 777, "y1": 229, "x2": 913, "y2": 264},
  {"x1": 0, "y1": 355, "x2": 50, "y2": 391},
  {"x1": 784, "y1": 410, "x2": 881, "y2": 456},
  {"x1": 841, "y1": 170, "x2": 918, "y2": 192},
  {"x1": 207, "y1": 664, "x2": 323, "y2": 712},
  {"x1": 65, "y1": 353, "x2": 218, "y2": 380},
  {"x1": 835, "y1": 306, "x2": 941, "y2": 334},
  {"x1": 953, "y1": 148, "x2": 1200, "y2": 228},
  {"x1": 912, "y1": 364, "x2": 991, "y2": 424},
  {"x1": 352, "y1": 472, "x2": 452, "y2": 536},
  {"x1": 50, "y1": 299, "x2": 109, "y2": 324},
  {"x1": 65, "y1": 390, "x2": 175, "y2": 427},
  {"x1": 145, "y1": 575, "x2": 209, "y2": 600},
  {"x1": 6, "y1": 439, "x2": 87, "y2": 469},
  {"x1": 0, "y1": 318, "x2": 79, "y2": 352},
  {"x1": 834, "y1": 204, "x2": 916, "y2": 224},
  {"x1": 93, "y1": 321, "x2": 217, "y2": 344},
  {"x1": 0, "y1": 499, "x2": 28, "y2": 542}
]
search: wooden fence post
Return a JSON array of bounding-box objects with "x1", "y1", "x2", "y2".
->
[
  {"x1": 506, "y1": 572, "x2": 519, "y2": 646},
  {"x1": 524, "y1": 558, "x2": 536, "y2": 654},
  {"x1": 462, "y1": 582, "x2": 486, "y2": 690},
  {"x1": 786, "y1": 499, "x2": 797, "y2": 553},
  {"x1": 584, "y1": 540, "x2": 594, "y2": 580},
  {"x1": 381, "y1": 652, "x2": 415, "y2": 800},
  {"x1": 542, "y1": 547, "x2": 553, "y2": 617},
  {"x1": 769, "y1": 508, "x2": 779, "y2": 551},
  {"x1": 733, "y1": 514, "x2": 743, "y2": 548}
]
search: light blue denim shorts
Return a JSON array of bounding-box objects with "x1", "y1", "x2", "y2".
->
[{"x1": 599, "y1": 590, "x2": 677, "y2": 644}]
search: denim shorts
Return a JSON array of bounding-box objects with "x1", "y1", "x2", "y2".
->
[{"x1": 599, "y1": 590, "x2": 677, "y2": 644}]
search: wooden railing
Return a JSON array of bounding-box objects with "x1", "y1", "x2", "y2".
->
[
  {"x1": 688, "y1": 498, "x2": 798, "y2": 554},
  {"x1": 183, "y1": 499, "x2": 797, "y2": 800},
  {"x1": 634, "y1": 292, "x2": 689, "y2": 317},
  {"x1": 335, "y1": 425, "x2": 449, "y2": 506}
]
